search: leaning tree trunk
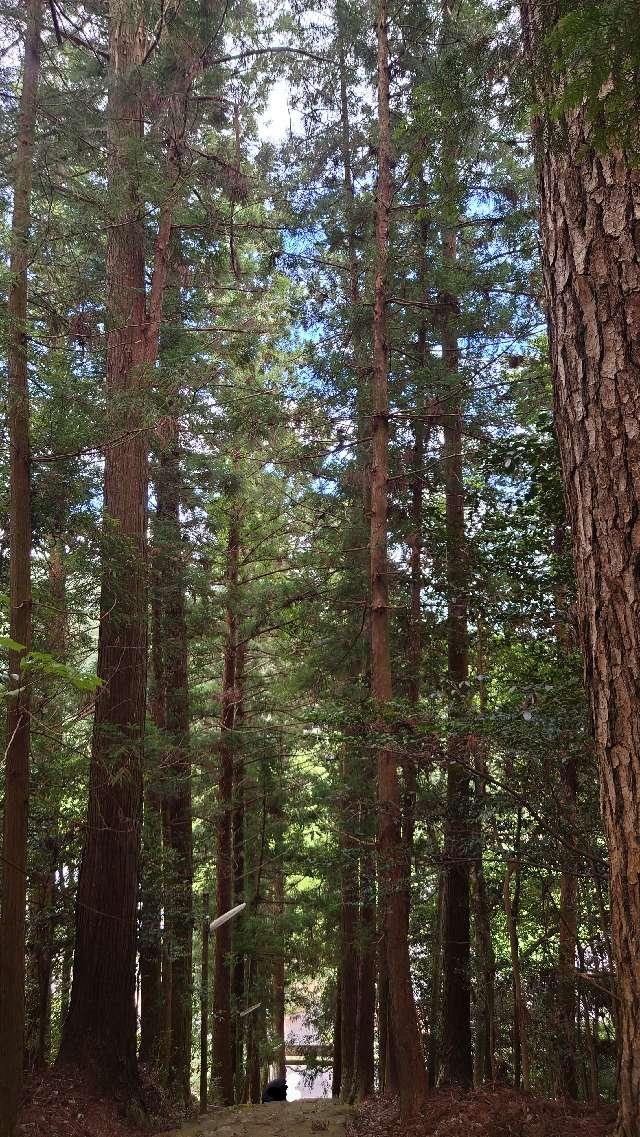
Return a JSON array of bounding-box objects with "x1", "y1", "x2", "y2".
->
[
  {"x1": 57, "y1": 3, "x2": 148, "y2": 1090},
  {"x1": 520, "y1": 4, "x2": 640, "y2": 1132},
  {"x1": 0, "y1": 3, "x2": 42, "y2": 1132},
  {"x1": 371, "y1": 0, "x2": 429, "y2": 1118}
]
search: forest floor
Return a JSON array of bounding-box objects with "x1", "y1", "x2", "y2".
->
[
  {"x1": 17, "y1": 1079, "x2": 615, "y2": 1137},
  {"x1": 352, "y1": 1089, "x2": 615, "y2": 1137}
]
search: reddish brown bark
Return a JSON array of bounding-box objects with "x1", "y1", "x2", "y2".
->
[
  {"x1": 520, "y1": 5, "x2": 640, "y2": 1131},
  {"x1": 371, "y1": 0, "x2": 428, "y2": 1117},
  {"x1": 212, "y1": 508, "x2": 240, "y2": 1105},
  {"x1": 0, "y1": 4, "x2": 42, "y2": 1131},
  {"x1": 57, "y1": 4, "x2": 148, "y2": 1089}
]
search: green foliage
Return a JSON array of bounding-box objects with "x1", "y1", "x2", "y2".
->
[{"x1": 546, "y1": 1, "x2": 640, "y2": 153}]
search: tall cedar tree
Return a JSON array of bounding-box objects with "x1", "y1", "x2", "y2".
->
[
  {"x1": 371, "y1": 0, "x2": 429, "y2": 1117},
  {"x1": 0, "y1": 2, "x2": 43, "y2": 1133},
  {"x1": 58, "y1": 2, "x2": 149, "y2": 1087}
]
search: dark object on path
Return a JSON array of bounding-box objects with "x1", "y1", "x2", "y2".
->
[{"x1": 262, "y1": 1077, "x2": 287, "y2": 1103}]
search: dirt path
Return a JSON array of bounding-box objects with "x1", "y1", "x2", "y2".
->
[{"x1": 174, "y1": 1100, "x2": 352, "y2": 1137}]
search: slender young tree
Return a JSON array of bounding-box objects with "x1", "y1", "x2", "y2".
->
[{"x1": 0, "y1": 3, "x2": 43, "y2": 1132}]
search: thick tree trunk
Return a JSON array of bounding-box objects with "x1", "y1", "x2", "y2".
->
[
  {"x1": 371, "y1": 0, "x2": 428, "y2": 1117},
  {"x1": 0, "y1": 3, "x2": 42, "y2": 1131},
  {"x1": 58, "y1": 3, "x2": 148, "y2": 1091},
  {"x1": 520, "y1": 5, "x2": 640, "y2": 1131},
  {"x1": 212, "y1": 510, "x2": 240, "y2": 1105}
]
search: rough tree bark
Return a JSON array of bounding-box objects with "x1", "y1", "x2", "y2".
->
[
  {"x1": 57, "y1": 2, "x2": 149, "y2": 1090},
  {"x1": 520, "y1": 4, "x2": 640, "y2": 1131},
  {"x1": 371, "y1": 0, "x2": 429, "y2": 1117},
  {"x1": 0, "y1": 4, "x2": 42, "y2": 1132}
]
